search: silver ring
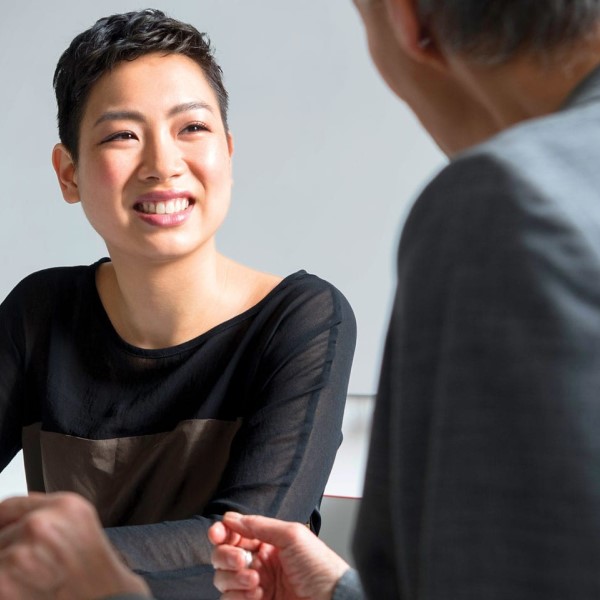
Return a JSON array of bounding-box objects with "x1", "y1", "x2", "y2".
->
[{"x1": 242, "y1": 549, "x2": 253, "y2": 568}]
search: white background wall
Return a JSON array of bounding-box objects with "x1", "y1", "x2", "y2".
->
[{"x1": 0, "y1": 1, "x2": 444, "y2": 497}]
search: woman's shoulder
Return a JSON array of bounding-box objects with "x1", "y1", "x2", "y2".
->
[
  {"x1": 259, "y1": 269, "x2": 355, "y2": 330},
  {"x1": 278, "y1": 270, "x2": 349, "y2": 302},
  {"x1": 225, "y1": 260, "x2": 337, "y2": 310},
  {"x1": 3, "y1": 261, "x2": 100, "y2": 306},
  {"x1": 0, "y1": 261, "x2": 102, "y2": 344},
  {"x1": 223, "y1": 259, "x2": 355, "y2": 331},
  {"x1": 235, "y1": 262, "x2": 348, "y2": 308}
]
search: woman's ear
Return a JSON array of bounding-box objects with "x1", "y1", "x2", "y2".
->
[
  {"x1": 384, "y1": 0, "x2": 447, "y2": 70},
  {"x1": 52, "y1": 144, "x2": 80, "y2": 204},
  {"x1": 226, "y1": 131, "x2": 234, "y2": 158}
]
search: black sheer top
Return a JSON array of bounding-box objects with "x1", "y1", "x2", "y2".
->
[{"x1": 0, "y1": 260, "x2": 356, "y2": 599}]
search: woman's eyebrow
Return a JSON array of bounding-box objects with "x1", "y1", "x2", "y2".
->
[
  {"x1": 168, "y1": 101, "x2": 213, "y2": 117},
  {"x1": 94, "y1": 110, "x2": 145, "y2": 127},
  {"x1": 93, "y1": 102, "x2": 213, "y2": 128}
]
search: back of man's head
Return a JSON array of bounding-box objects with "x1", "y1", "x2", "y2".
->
[{"x1": 418, "y1": 0, "x2": 600, "y2": 64}]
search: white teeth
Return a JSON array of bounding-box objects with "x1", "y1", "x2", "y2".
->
[{"x1": 138, "y1": 198, "x2": 190, "y2": 214}]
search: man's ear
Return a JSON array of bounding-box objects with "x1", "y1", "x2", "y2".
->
[
  {"x1": 52, "y1": 143, "x2": 80, "y2": 204},
  {"x1": 384, "y1": 0, "x2": 447, "y2": 70}
]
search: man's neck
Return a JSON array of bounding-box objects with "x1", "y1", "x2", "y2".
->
[{"x1": 449, "y1": 40, "x2": 600, "y2": 132}]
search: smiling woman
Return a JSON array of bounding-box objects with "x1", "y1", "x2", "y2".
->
[
  {"x1": 55, "y1": 52, "x2": 235, "y2": 277},
  {"x1": 0, "y1": 9, "x2": 356, "y2": 600}
]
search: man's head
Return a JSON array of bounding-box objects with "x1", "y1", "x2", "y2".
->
[
  {"x1": 415, "y1": 0, "x2": 600, "y2": 65},
  {"x1": 53, "y1": 8, "x2": 229, "y2": 163},
  {"x1": 353, "y1": 0, "x2": 600, "y2": 154}
]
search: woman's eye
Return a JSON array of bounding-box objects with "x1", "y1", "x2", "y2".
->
[
  {"x1": 101, "y1": 131, "x2": 137, "y2": 143},
  {"x1": 182, "y1": 122, "x2": 209, "y2": 134}
]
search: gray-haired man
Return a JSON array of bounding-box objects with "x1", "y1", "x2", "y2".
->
[{"x1": 211, "y1": 1, "x2": 600, "y2": 598}]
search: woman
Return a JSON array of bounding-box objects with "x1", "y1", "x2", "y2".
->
[{"x1": 0, "y1": 9, "x2": 356, "y2": 598}]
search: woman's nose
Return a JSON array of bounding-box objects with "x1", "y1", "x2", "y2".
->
[{"x1": 138, "y1": 134, "x2": 185, "y2": 182}]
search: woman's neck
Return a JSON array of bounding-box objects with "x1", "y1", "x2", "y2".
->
[{"x1": 97, "y1": 247, "x2": 234, "y2": 349}]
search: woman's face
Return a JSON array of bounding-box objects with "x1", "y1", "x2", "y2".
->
[{"x1": 54, "y1": 52, "x2": 233, "y2": 264}]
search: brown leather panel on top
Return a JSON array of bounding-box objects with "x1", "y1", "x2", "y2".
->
[{"x1": 22, "y1": 419, "x2": 241, "y2": 527}]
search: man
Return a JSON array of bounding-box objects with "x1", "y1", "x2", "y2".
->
[
  {"x1": 4, "y1": 0, "x2": 600, "y2": 598},
  {"x1": 210, "y1": 0, "x2": 600, "y2": 598}
]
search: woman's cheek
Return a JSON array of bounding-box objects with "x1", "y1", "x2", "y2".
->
[{"x1": 193, "y1": 144, "x2": 231, "y2": 180}]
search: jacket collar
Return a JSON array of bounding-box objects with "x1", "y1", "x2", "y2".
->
[{"x1": 561, "y1": 62, "x2": 600, "y2": 110}]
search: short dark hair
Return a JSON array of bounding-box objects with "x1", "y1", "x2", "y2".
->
[
  {"x1": 53, "y1": 8, "x2": 229, "y2": 161},
  {"x1": 417, "y1": 0, "x2": 600, "y2": 64}
]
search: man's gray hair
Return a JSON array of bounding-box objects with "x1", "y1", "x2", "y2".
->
[{"x1": 417, "y1": 0, "x2": 600, "y2": 64}]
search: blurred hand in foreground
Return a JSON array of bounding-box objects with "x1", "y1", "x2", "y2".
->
[{"x1": 0, "y1": 492, "x2": 150, "y2": 599}]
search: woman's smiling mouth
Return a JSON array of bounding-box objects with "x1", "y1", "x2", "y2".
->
[
  {"x1": 133, "y1": 191, "x2": 195, "y2": 226},
  {"x1": 135, "y1": 198, "x2": 191, "y2": 214}
]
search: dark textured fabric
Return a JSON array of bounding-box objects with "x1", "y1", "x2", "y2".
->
[
  {"x1": 353, "y1": 65, "x2": 600, "y2": 599},
  {"x1": 0, "y1": 261, "x2": 356, "y2": 600}
]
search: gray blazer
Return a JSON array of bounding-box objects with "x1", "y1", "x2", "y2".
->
[{"x1": 350, "y1": 65, "x2": 600, "y2": 599}]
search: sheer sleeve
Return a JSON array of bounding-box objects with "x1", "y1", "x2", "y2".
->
[
  {"x1": 0, "y1": 284, "x2": 28, "y2": 473},
  {"x1": 106, "y1": 281, "x2": 356, "y2": 599}
]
